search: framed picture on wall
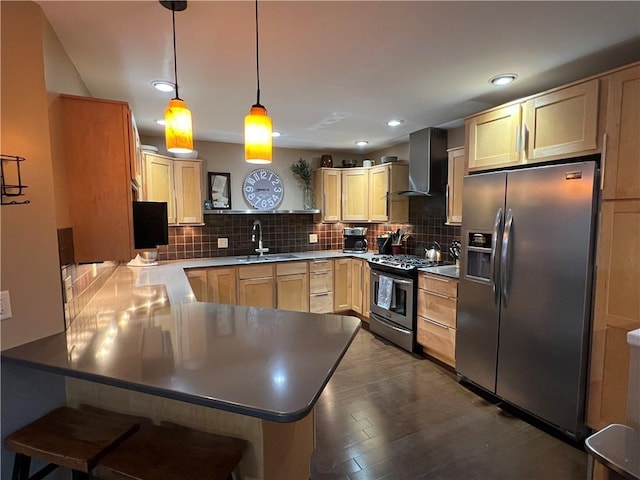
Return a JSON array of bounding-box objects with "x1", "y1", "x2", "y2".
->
[{"x1": 208, "y1": 172, "x2": 231, "y2": 210}]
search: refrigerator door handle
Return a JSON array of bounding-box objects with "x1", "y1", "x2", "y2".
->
[
  {"x1": 490, "y1": 207, "x2": 503, "y2": 305},
  {"x1": 501, "y1": 208, "x2": 514, "y2": 307}
]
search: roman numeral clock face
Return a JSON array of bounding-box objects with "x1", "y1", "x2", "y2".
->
[{"x1": 242, "y1": 168, "x2": 284, "y2": 210}]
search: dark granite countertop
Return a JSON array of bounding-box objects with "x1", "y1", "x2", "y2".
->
[{"x1": 2, "y1": 255, "x2": 361, "y2": 423}]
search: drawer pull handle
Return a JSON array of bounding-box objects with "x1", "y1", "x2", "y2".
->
[
  {"x1": 311, "y1": 292, "x2": 330, "y2": 297},
  {"x1": 423, "y1": 290, "x2": 450, "y2": 300}
]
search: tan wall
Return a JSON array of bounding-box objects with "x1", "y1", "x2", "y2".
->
[
  {"x1": 141, "y1": 135, "x2": 366, "y2": 211},
  {"x1": 1, "y1": 1, "x2": 65, "y2": 350}
]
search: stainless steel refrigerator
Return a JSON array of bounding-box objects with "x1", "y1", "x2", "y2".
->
[{"x1": 456, "y1": 160, "x2": 598, "y2": 439}]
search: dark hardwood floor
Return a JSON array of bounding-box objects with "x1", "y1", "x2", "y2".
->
[{"x1": 310, "y1": 328, "x2": 587, "y2": 480}]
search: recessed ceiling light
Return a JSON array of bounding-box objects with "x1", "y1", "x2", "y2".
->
[
  {"x1": 489, "y1": 74, "x2": 518, "y2": 86},
  {"x1": 386, "y1": 119, "x2": 405, "y2": 127},
  {"x1": 355, "y1": 140, "x2": 369, "y2": 146},
  {"x1": 272, "y1": 131, "x2": 281, "y2": 138},
  {"x1": 154, "y1": 118, "x2": 166, "y2": 126},
  {"x1": 152, "y1": 80, "x2": 175, "y2": 92}
]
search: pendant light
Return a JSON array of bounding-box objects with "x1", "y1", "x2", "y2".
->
[
  {"x1": 244, "y1": 0, "x2": 272, "y2": 164},
  {"x1": 161, "y1": 0, "x2": 193, "y2": 153}
]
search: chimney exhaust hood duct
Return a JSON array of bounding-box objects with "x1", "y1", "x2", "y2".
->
[{"x1": 399, "y1": 127, "x2": 448, "y2": 196}]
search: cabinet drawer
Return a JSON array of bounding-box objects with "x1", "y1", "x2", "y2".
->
[
  {"x1": 417, "y1": 289, "x2": 457, "y2": 328},
  {"x1": 417, "y1": 316, "x2": 456, "y2": 366},
  {"x1": 309, "y1": 259, "x2": 333, "y2": 273},
  {"x1": 310, "y1": 271, "x2": 333, "y2": 293},
  {"x1": 238, "y1": 264, "x2": 274, "y2": 280},
  {"x1": 418, "y1": 273, "x2": 458, "y2": 298},
  {"x1": 310, "y1": 292, "x2": 333, "y2": 313},
  {"x1": 276, "y1": 261, "x2": 308, "y2": 276}
]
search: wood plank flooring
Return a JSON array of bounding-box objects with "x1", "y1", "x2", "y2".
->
[{"x1": 310, "y1": 328, "x2": 587, "y2": 480}]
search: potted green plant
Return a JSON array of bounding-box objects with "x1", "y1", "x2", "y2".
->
[{"x1": 290, "y1": 158, "x2": 314, "y2": 209}]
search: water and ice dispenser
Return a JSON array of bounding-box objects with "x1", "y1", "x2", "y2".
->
[{"x1": 465, "y1": 232, "x2": 493, "y2": 280}]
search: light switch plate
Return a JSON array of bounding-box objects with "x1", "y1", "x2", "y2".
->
[
  {"x1": 309, "y1": 234, "x2": 318, "y2": 244},
  {"x1": 1, "y1": 290, "x2": 12, "y2": 320},
  {"x1": 218, "y1": 238, "x2": 229, "y2": 248}
]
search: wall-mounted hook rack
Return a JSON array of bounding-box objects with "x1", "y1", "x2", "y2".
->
[{"x1": 1, "y1": 154, "x2": 30, "y2": 205}]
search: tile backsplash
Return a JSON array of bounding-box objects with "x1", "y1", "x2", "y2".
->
[{"x1": 158, "y1": 196, "x2": 460, "y2": 261}]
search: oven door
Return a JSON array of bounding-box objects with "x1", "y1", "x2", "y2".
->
[{"x1": 370, "y1": 269, "x2": 414, "y2": 330}]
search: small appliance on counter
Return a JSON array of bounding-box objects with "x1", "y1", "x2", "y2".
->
[{"x1": 343, "y1": 227, "x2": 368, "y2": 253}]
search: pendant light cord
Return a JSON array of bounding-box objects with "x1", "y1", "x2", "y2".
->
[
  {"x1": 254, "y1": 0, "x2": 262, "y2": 107},
  {"x1": 172, "y1": 5, "x2": 181, "y2": 100}
]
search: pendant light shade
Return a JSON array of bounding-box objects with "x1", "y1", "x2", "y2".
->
[
  {"x1": 245, "y1": 0, "x2": 272, "y2": 164},
  {"x1": 245, "y1": 105, "x2": 272, "y2": 163},
  {"x1": 161, "y1": 1, "x2": 193, "y2": 153}
]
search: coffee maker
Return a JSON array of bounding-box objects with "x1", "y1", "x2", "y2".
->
[{"x1": 343, "y1": 227, "x2": 368, "y2": 253}]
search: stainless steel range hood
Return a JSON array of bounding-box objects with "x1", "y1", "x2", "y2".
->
[{"x1": 399, "y1": 127, "x2": 448, "y2": 196}]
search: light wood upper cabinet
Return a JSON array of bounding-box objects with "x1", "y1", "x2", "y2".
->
[
  {"x1": 466, "y1": 104, "x2": 522, "y2": 172},
  {"x1": 59, "y1": 94, "x2": 136, "y2": 263},
  {"x1": 313, "y1": 168, "x2": 341, "y2": 222},
  {"x1": 207, "y1": 267, "x2": 237, "y2": 305},
  {"x1": 588, "y1": 200, "x2": 640, "y2": 429},
  {"x1": 342, "y1": 168, "x2": 369, "y2": 221},
  {"x1": 446, "y1": 147, "x2": 465, "y2": 225},
  {"x1": 276, "y1": 262, "x2": 309, "y2": 312},
  {"x1": 523, "y1": 79, "x2": 599, "y2": 163},
  {"x1": 144, "y1": 153, "x2": 176, "y2": 224},
  {"x1": 333, "y1": 258, "x2": 353, "y2": 312},
  {"x1": 369, "y1": 163, "x2": 409, "y2": 223},
  {"x1": 237, "y1": 264, "x2": 274, "y2": 309},
  {"x1": 601, "y1": 64, "x2": 640, "y2": 200},
  {"x1": 143, "y1": 153, "x2": 202, "y2": 225},
  {"x1": 174, "y1": 160, "x2": 203, "y2": 224}
]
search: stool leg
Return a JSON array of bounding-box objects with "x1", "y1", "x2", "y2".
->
[{"x1": 12, "y1": 454, "x2": 30, "y2": 480}]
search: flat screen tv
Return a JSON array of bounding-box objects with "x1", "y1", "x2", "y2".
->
[{"x1": 132, "y1": 201, "x2": 169, "y2": 249}]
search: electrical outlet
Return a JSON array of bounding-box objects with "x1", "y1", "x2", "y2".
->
[
  {"x1": 309, "y1": 233, "x2": 318, "y2": 244},
  {"x1": 1, "y1": 290, "x2": 12, "y2": 320},
  {"x1": 217, "y1": 238, "x2": 229, "y2": 248}
]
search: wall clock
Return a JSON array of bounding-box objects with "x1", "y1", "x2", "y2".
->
[{"x1": 242, "y1": 168, "x2": 284, "y2": 210}]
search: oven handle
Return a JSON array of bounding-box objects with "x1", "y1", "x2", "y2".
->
[
  {"x1": 371, "y1": 314, "x2": 411, "y2": 334},
  {"x1": 371, "y1": 270, "x2": 412, "y2": 285}
]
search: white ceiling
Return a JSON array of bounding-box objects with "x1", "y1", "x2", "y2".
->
[{"x1": 37, "y1": 1, "x2": 640, "y2": 154}]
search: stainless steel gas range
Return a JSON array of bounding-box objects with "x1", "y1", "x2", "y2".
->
[{"x1": 368, "y1": 255, "x2": 444, "y2": 352}]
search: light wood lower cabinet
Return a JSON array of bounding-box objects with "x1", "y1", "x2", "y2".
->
[
  {"x1": 362, "y1": 261, "x2": 370, "y2": 321},
  {"x1": 186, "y1": 268, "x2": 208, "y2": 302},
  {"x1": 351, "y1": 258, "x2": 364, "y2": 315},
  {"x1": 237, "y1": 264, "x2": 275, "y2": 309},
  {"x1": 333, "y1": 258, "x2": 353, "y2": 312},
  {"x1": 417, "y1": 273, "x2": 458, "y2": 367},
  {"x1": 276, "y1": 262, "x2": 309, "y2": 312},
  {"x1": 207, "y1": 267, "x2": 237, "y2": 305},
  {"x1": 309, "y1": 259, "x2": 333, "y2": 314}
]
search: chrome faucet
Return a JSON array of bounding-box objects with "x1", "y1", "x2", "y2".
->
[{"x1": 251, "y1": 220, "x2": 269, "y2": 257}]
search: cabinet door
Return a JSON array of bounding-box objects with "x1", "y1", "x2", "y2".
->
[
  {"x1": 314, "y1": 169, "x2": 341, "y2": 222},
  {"x1": 446, "y1": 147, "x2": 465, "y2": 225},
  {"x1": 523, "y1": 79, "x2": 599, "y2": 163},
  {"x1": 351, "y1": 259, "x2": 363, "y2": 314},
  {"x1": 144, "y1": 153, "x2": 176, "y2": 224},
  {"x1": 369, "y1": 165, "x2": 389, "y2": 222},
  {"x1": 207, "y1": 267, "x2": 237, "y2": 305},
  {"x1": 342, "y1": 168, "x2": 368, "y2": 221},
  {"x1": 237, "y1": 277, "x2": 275, "y2": 308},
  {"x1": 466, "y1": 104, "x2": 522, "y2": 172},
  {"x1": 588, "y1": 200, "x2": 640, "y2": 429},
  {"x1": 387, "y1": 163, "x2": 409, "y2": 223},
  {"x1": 277, "y1": 274, "x2": 309, "y2": 312},
  {"x1": 333, "y1": 258, "x2": 352, "y2": 311},
  {"x1": 60, "y1": 95, "x2": 135, "y2": 262},
  {"x1": 186, "y1": 268, "x2": 208, "y2": 302},
  {"x1": 174, "y1": 160, "x2": 203, "y2": 224},
  {"x1": 130, "y1": 114, "x2": 143, "y2": 192},
  {"x1": 602, "y1": 64, "x2": 640, "y2": 200}
]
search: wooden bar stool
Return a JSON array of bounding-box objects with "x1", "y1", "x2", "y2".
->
[
  {"x1": 4, "y1": 406, "x2": 147, "y2": 480},
  {"x1": 95, "y1": 421, "x2": 245, "y2": 480}
]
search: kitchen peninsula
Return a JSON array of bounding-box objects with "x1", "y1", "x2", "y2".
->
[{"x1": 2, "y1": 256, "x2": 361, "y2": 480}]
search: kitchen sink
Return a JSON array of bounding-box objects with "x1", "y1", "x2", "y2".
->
[{"x1": 235, "y1": 253, "x2": 299, "y2": 263}]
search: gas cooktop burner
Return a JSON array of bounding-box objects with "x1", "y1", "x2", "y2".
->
[{"x1": 369, "y1": 254, "x2": 444, "y2": 271}]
